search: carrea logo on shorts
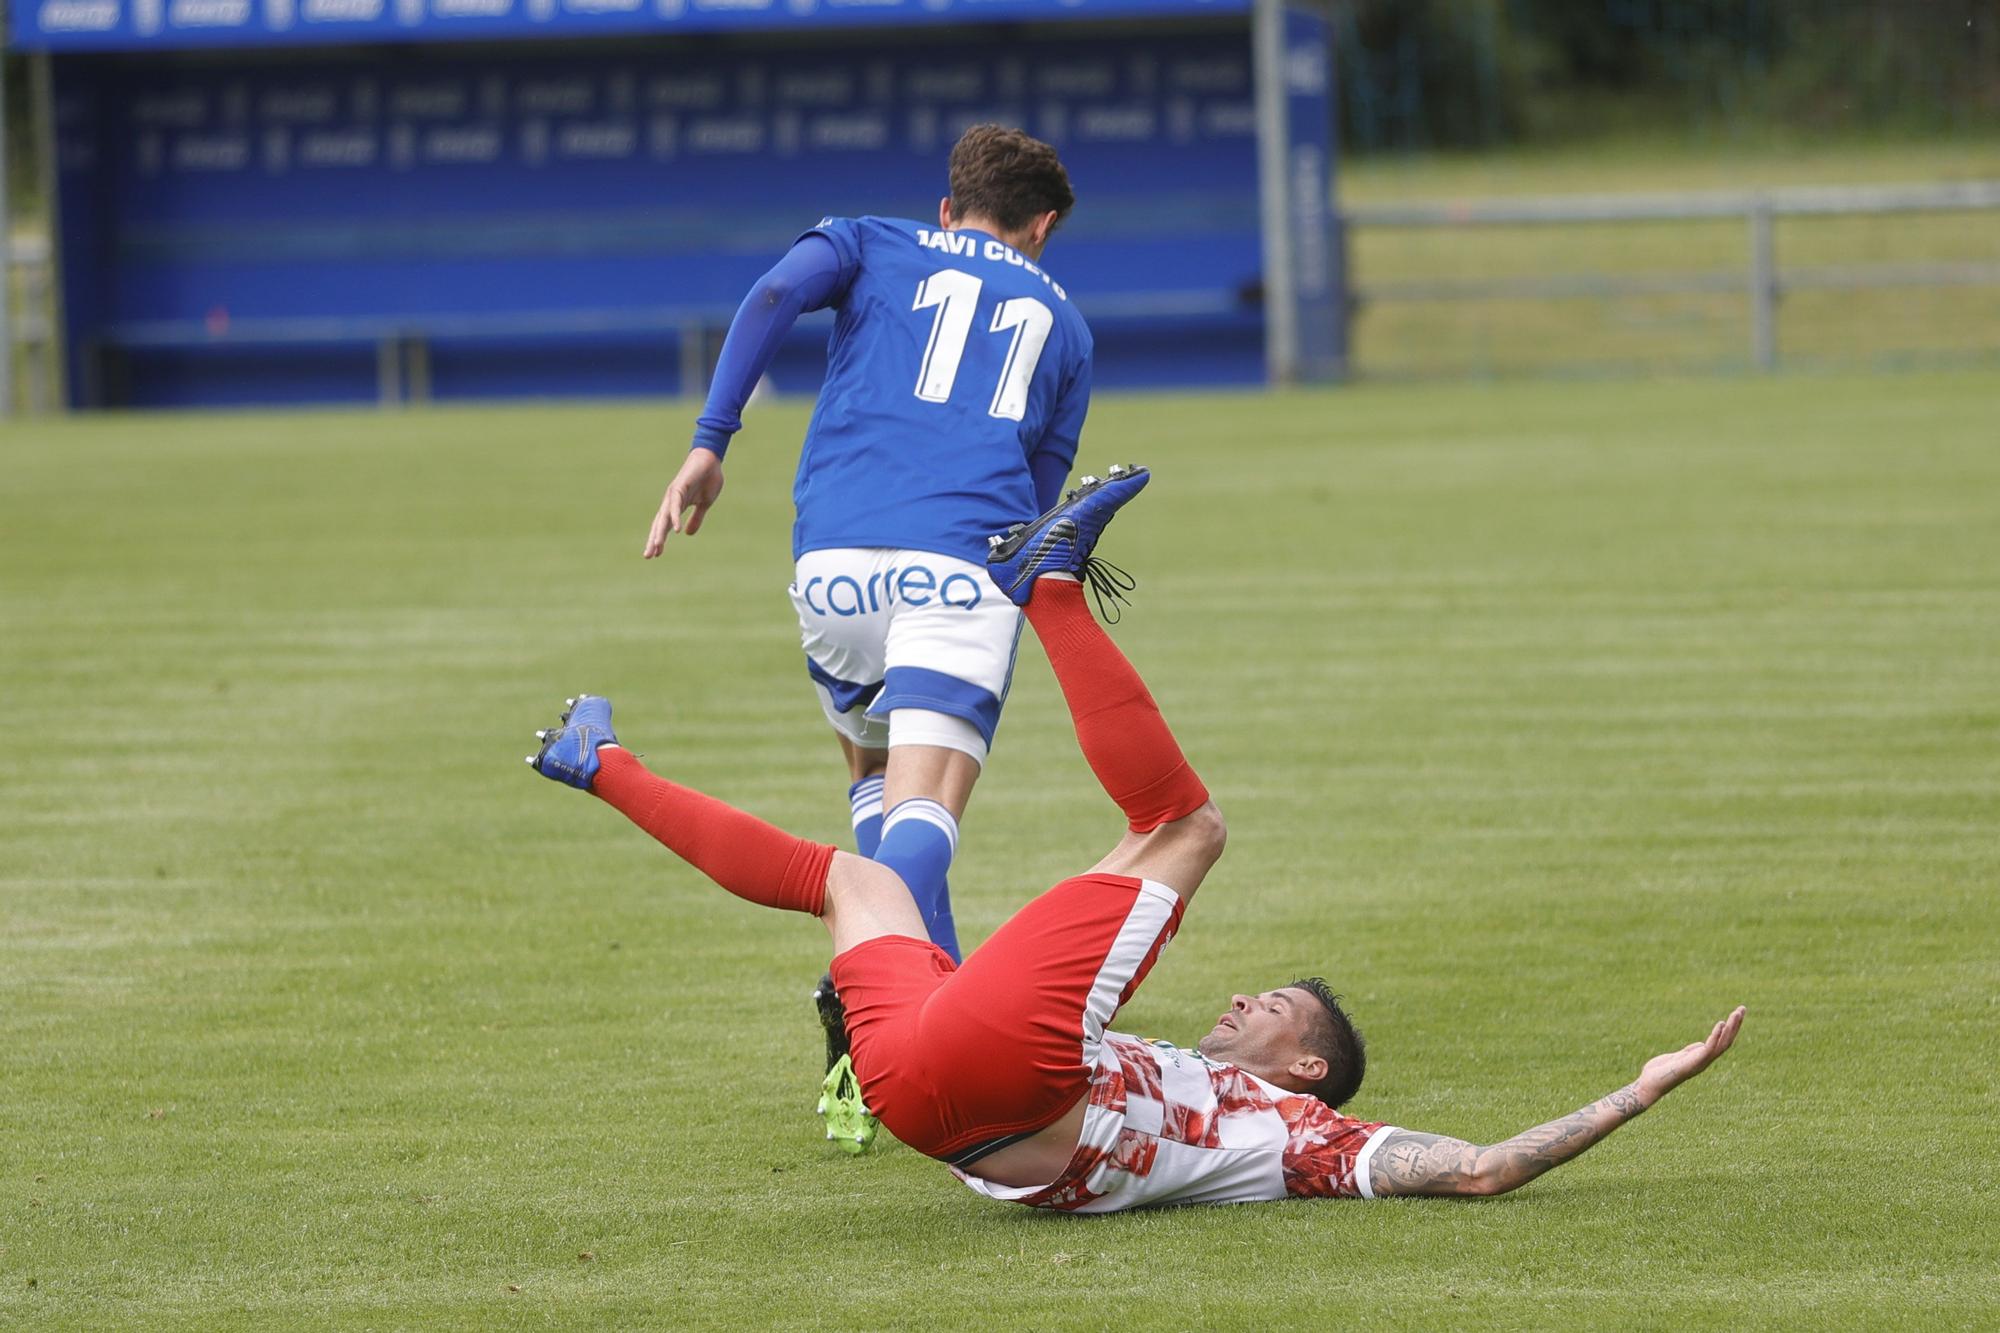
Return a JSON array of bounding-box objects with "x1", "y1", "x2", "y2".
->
[{"x1": 802, "y1": 564, "x2": 984, "y2": 617}]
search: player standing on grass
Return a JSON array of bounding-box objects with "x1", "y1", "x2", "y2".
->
[
  {"x1": 541, "y1": 468, "x2": 1746, "y2": 1209},
  {"x1": 640, "y1": 126, "x2": 1091, "y2": 1144}
]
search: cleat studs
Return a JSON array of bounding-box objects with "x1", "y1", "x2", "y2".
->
[
  {"x1": 565, "y1": 697, "x2": 577, "y2": 708},
  {"x1": 1107, "y1": 464, "x2": 1128, "y2": 477},
  {"x1": 1080, "y1": 474, "x2": 1100, "y2": 488},
  {"x1": 535, "y1": 729, "x2": 550, "y2": 741},
  {"x1": 525, "y1": 755, "x2": 537, "y2": 765}
]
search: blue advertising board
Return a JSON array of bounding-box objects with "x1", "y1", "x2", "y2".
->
[
  {"x1": 52, "y1": 22, "x2": 1289, "y2": 405},
  {"x1": 12, "y1": 0, "x2": 1248, "y2": 54}
]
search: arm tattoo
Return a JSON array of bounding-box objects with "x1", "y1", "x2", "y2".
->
[
  {"x1": 1371, "y1": 1081, "x2": 1649, "y2": 1198},
  {"x1": 1372, "y1": 1131, "x2": 1482, "y2": 1196}
]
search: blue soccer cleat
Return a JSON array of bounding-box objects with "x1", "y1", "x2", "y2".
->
[
  {"x1": 986, "y1": 464, "x2": 1148, "y2": 616},
  {"x1": 526, "y1": 694, "x2": 618, "y2": 790}
]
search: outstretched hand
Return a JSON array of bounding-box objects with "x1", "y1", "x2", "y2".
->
[
  {"x1": 644, "y1": 449, "x2": 726, "y2": 557},
  {"x1": 1636, "y1": 1005, "x2": 1746, "y2": 1106}
]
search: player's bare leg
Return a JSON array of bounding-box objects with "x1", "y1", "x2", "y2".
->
[
  {"x1": 832, "y1": 737, "x2": 888, "y2": 877},
  {"x1": 836, "y1": 735, "x2": 888, "y2": 788},
  {"x1": 821, "y1": 733, "x2": 978, "y2": 1146},
  {"x1": 879, "y1": 744, "x2": 979, "y2": 818},
  {"x1": 832, "y1": 738, "x2": 991, "y2": 903},
  {"x1": 826, "y1": 733, "x2": 979, "y2": 947},
  {"x1": 987, "y1": 466, "x2": 1226, "y2": 896},
  {"x1": 531, "y1": 695, "x2": 927, "y2": 1150},
  {"x1": 819, "y1": 718, "x2": 981, "y2": 1149},
  {"x1": 970, "y1": 467, "x2": 1226, "y2": 1185},
  {"x1": 821, "y1": 736, "x2": 889, "y2": 1093}
]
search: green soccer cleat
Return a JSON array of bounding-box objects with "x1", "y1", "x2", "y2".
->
[{"x1": 817, "y1": 1054, "x2": 879, "y2": 1155}]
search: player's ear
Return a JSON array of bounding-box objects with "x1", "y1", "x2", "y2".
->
[
  {"x1": 1289, "y1": 1053, "x2": 1329, "y2": 1086},
  {"x1": 939, "y1": 196, "x2": 955, "y2": 229},
  {"x1": 1030, "y1": 209, "x2": 1059, "y2": 249}
]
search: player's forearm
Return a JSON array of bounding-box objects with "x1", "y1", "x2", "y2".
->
[
  {"x1": 1030, "y1": 448, "x2": 1073, "y2": 513},
  {"x1": 1029, "y1": 369, "x2": 1090, "y2": 511},
  {"x1": 1371, "y1": 1081, "x2": 1650, "y2": 1197},
  {"x1": 693, "y1": 282, "x2": 812, "y2": 449},
  {"x1": 692, "y1": 237, "x2": 844, "y2": 454},
  {"x1": 1468, "y1": 1081, "x2": 1650, "y2": 1194}
]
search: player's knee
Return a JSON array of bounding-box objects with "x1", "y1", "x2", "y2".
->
[
  {"x1": 1178, "y1": 800, "x2": 1227, "y2": 867},
  {"x1": 823, "y1": 852, "x2": 929, "y2": 951}
]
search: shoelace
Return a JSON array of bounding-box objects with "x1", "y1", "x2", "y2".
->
[{"x1": 1081, "y1": 555, "x2": 1136, "y2": 623}]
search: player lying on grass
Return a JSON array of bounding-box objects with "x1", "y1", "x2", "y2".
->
[{"x1": 531, "y1": 468, "x2": 1746, "y2": 1210}]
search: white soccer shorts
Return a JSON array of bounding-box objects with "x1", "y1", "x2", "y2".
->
[{"x1": 788, "y1": 547, "x2": 1024, "y2": 763}]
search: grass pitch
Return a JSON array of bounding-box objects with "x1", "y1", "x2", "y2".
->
[{"x1": 3, "y1": 370, "x2": 1998, "y2": 1328}]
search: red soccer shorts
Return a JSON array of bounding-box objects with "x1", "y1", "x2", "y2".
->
[{"x1": 829, "y1": 872, "x2": 1186, "y2": 1160}]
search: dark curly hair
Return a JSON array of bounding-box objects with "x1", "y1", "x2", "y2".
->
[
  {"x1": 947, "y1": 124, "x2": 1076, "y2": 235},
  {"x1": 1288, "y1": 978, "x2": 1367, "y2": 1109}
]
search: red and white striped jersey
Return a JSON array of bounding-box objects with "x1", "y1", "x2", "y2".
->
[{"x1": 956, "y1": 1032, "x2": 1399, "y2": 1213}]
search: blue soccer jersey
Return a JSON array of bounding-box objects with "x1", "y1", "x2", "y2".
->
[{"x1": 790, "y1": 216, "x2": 1093, "y2": 563}]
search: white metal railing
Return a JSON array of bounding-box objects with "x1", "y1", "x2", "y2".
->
[{"x1": 1343, "y1": 180, "x2": 2000, "y2": 371}]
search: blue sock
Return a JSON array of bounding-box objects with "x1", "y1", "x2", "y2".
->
[
  {"x1": 874, "y1": 798, "x2": 961, "y2": 962},
  {"x1": 848, "y1": 775, "x2": 885, "y2": 858}
]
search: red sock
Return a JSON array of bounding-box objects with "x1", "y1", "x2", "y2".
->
[
  {"x1": 591, "y1": 747, "x2": 833, "y2": 916},
  {"x1": 1023, "y1": 578, "x2": 1210, "y2": 833}
]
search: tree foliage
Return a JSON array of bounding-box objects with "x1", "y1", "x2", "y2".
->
[{"x1": 1331, "y1": 0, "x2": 2000, "y2": 152}]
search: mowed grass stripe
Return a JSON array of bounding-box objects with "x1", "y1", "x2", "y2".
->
[{"x1": 2, "y1": 371, "x2": 1996, "y2": 1328}]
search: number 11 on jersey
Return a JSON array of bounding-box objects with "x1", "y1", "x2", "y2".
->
[{"x1": 912, "y1": 269, "x2": 1055, "y2": 423}]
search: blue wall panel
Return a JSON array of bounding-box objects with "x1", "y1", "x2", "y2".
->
[
  {"x1": 54, "y1": 23, "x2": 1279, "y2": 405},
  {"x1": 111, "y1": 343, "x2": 381, "y2": 407}
]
